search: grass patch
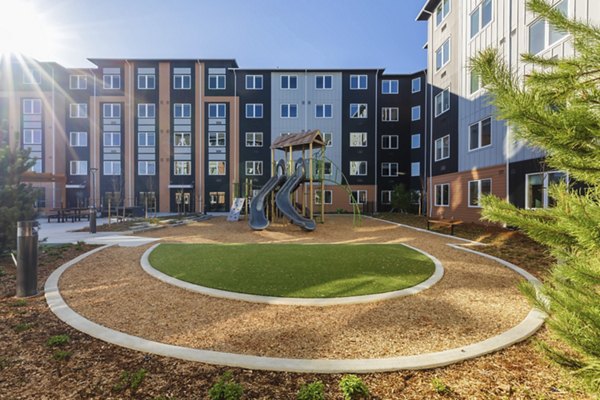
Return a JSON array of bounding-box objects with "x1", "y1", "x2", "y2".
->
[{"x1": 149, "y1": 243, "x2": 435, "y2": 298}]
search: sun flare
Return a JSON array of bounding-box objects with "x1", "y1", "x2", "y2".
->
[{"x1": 0, "y1": 0, "x2": 60, "y2": 59}]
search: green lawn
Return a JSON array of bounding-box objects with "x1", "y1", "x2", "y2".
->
[{"x1": 148, "y1": 243, "x2": 435, "y2": 298}]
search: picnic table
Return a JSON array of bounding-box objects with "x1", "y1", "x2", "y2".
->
[
  {"x1": 427, "y1": 218, "x2": 463, "y2": 236},
  {"x1": 47, "y1": 208, "x2": 92, "y2": 223}
]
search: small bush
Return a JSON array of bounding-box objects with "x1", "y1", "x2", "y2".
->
[
  {"x1": 52, "y1": 350, "x2": 72, "y2": 361},
  {"x1": 10, "y1": 299, "x2": 27, "y2": 307},
  {"x1": 339, "y1": 374, "x2": 369, "y2": 399},
  {"x1": 208, "y1": 371, "x2": 243, "y2": 400},
  {"x1": 431, "y1": 377, "x2": 452, "y2": 395},
  {"x1": 114, "y1": 368, "x2": 147, "y2": 392},
  {"x1": 13, "y1": 323, "x2": 33, "y2": 332},
  {"x1": 297, "y1": 380, "x2": 325, "y2": 400},
  {"x1": 46, "y1": 334, "x2": 70, "y2": 347}
]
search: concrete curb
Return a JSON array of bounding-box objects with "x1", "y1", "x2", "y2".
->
[
  {"x1": 45, "y1": 242, "x2": 546, "y2": 373},
  {"x1": 140, "y1": 242, "x2": 444, "y2": 306}
]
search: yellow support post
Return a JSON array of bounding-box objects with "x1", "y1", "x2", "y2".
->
[
  {"x1": 271, "y1": 148, "x2": 275, "y2": 224},
  {"x1": 309, "y1": 142, "x2": 313, "y2": 220},
  {"x1": 302, "y1": 146, "x2": 306, "y2": 216}
]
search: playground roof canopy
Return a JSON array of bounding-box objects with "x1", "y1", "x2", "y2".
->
[{"x1": 271, "y1": 130, "x2": 327, "y2": 150}]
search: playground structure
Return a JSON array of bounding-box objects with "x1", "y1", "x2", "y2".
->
[{"x1": 248, "y1": 130, "x2": 361, "y2": 231}]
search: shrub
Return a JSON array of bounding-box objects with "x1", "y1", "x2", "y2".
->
[
  {"x1": 208, "y1": 371, "x2": 243, "y2": 400},
  {"x1": 46, "y1": 334, "x2": 70, "y2": 347},
  {"x1": 113, "y1": 368, "x2": 147, "y2": 392},
  {"x1": 297, "y1": 380, "x2": 325, "y2": 400},
  {"x1": 431, "y1": 377, "x2": 452, "y2": 395},
  {"x1": 339, "y1": 374, "x2": 370, "y2": 399},
  {"x1": 52, "y1": 350, "x2": 72, "y2": 361}
]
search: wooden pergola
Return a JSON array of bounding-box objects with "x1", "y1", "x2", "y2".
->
[{"x1": 270, "y1": 130, "x2": 327, "y2": 223}]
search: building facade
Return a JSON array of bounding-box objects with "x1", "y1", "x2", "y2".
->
[
  {"x1": 418, "y1": 0, "x2": 599, "y2": 222},
  {"x1": 0, "y1": 56, "x2": 426, "y2": 214}
]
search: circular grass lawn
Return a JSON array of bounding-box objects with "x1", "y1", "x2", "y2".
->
[{"x1": 148, "y1": 243, "x2": 435, "y2": 298}]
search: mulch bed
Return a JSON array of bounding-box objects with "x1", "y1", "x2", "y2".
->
[{"x1": 0, "y1": 219, "x2": 593, "y2": 399}]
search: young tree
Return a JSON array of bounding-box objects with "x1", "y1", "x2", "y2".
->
[
  {"x1": 472, "y1": 0, "x2": 600, "y2": 390},
  {"x1": 0, "y1": 146, "x2": 39, "y2": 253},
  {"x1": 391, "y1": 183, "x2": 412, "y2": 213}
]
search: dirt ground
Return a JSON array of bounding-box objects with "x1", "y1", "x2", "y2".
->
[{"x1": 0, "y1": 215, "x2": 594, "y2": 399}]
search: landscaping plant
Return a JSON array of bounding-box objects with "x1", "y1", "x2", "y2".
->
[
  {"x1": 208, "y1": 371, "x2": 243, "y2": 400},
  {"x1": 296, "y1": 380, "x2": 325, "y2": 400},
  {"x1": 472, "y1": 0, "x2": 600, "y2": 390},
  {"x1": 339, "y1": 374, "x2": 370, "y2": 399}
]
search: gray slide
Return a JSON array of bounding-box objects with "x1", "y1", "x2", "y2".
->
[
  {"x1": 275, "y1": 158, "x2": 316, "y2": 231},
  {"x1": 248, "y1": 160, "x2": 287, "y2": 230}
]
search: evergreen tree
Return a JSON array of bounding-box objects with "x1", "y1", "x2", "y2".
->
[
  {"x1": 0, "y1": 146, "x2": 39, "y2": 253},
  {"x1": 391, "y1": 183, "x2": 412, "y2": 213},
  {"x1": 471, "y1": 0, "x2": 600, "y2": 390}
]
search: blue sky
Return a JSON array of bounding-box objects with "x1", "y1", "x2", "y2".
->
[{"x1": 16, "y1": 0, "x2": 427, "y2": 73}]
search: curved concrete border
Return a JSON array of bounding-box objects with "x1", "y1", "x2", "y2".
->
[
  {"x1": 140, "y1": 243, "x2": 444, "y2": 306},
  {"x1": 45, "y1": 242, "x2": 546, "y2": 373}
]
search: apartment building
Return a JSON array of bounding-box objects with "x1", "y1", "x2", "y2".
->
[
  {"x1": 0, "y1": 56, "x2": 426, "y2": 214},
  {"x1": 418, "y1": 0, "x2": 599, "y2": 222}
]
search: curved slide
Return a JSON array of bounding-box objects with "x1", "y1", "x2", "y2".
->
[
  {"x1": 248, "y1": 160, "x2": 287, "y2": 230},
  {"x1": 275, "y1": 158, "x2": 316, "y2": 231}
]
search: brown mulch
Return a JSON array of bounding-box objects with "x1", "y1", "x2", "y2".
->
[{"x1": 0, "y1": 218, "x2": 593, "y2": 399}]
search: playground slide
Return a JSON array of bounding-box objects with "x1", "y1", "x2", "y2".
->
[
  {"x1": 248, "y1": 160, "x2": 287, "y2": 230},
  {"x1": 275, "y1": 158, "x2": 317, "y2": 231}
]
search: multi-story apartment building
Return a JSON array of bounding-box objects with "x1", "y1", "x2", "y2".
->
[
  {"x1": 418, "y1": 0, "x2": 599, "y2": 222},
  {"x1": 0, "y1": 55, "x2": 426, "y2": 215}
]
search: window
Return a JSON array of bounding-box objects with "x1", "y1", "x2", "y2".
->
[
  {"x1": 31, "y1": 159, "x2": 42, "y2": 173},
  {"x1": 174, "y1": 161, "x2": 191, "y2": 176},
  {"x1": 315, "y1": 190, "x2": 332, "y2": 205},
  {"x1": 209, "y1": 74, "x2": 226, "y2": 90},
  {"x1": 208, "y1": 131, "x2": 226, "y2": 147},
  {"x1": 23, "y1": 99, "x2": 42, "y2": 115},
  {"x1": 174, "y1": 132, "x2": 191, "y2": 147},
  {"x1": 69, "y1": 131, "x2": 87, "y2": 147},
  {"x1": 316, "y1": 75, "x2": 332, "y2": 89},
  {"x1": 138, "y1": 103, "x2": 155, "y2": 118},
  {"x1": 323, "y1": 132, "x2": 332, "y2": 147},
  {"x1": 174, "y1": 103, "x2": 192, "y2": 118},
  {"x1": 411, "y1": 162, "x2": 420, "y2": 177},
  {"x1": 469, "y1": 117, "x2": 492, "y2": 150},
  {"x1": 23, "y1": 129, "x2": 42, "y2": 145},
  {"x1": 381, "y1": 135, "x2": 399, "y2": 149},
  {"x1": 280, "y1": 104, "x2": 298, "y2": 118},
  {"x1": 138, "y1": 74, "x2": 155, "y2": 89},
  {"x1": 468, "y1": 179, "x2": 492, "y2": 207},
  {"x1": 435, "y1": 0, "x2": 451, "y2": 27},
  {"x1": 411, "y1": 106, "x2": 421, "y2": 121},
  {"x1": 382, "y1": 80, "x2": 398, "y2": 94},
  {"x1": 434, "y1": 89, "x2": 450, "y2": 117},
  {"x1": 103, "y1": 131, "x2": 121, "y2": 147},
  {"x1": 350, "y1": 190, "x2": 367, "y2": 204},
  {"x1": 381, "y1": 107, "x2": 399, "y2": 121},
  {"x1": 381, "y1": 190, "x2": 392, "y2": 205},
  {"x1": 245, "y1": 132, "x2": 263, "y2": 147},
  {"x1": 316, "y1": 161, "x2": 332, "y2": 176},
  {"x1": 280, "y1": 75, "x2": 297, "y2": 89},
  {"x1": 411, "y1": 77, "x2": 421, "y2": 93},
  {"x1": 245, "y1": 75, "x2": 263, "y2": 90},
  {"x1": 208, "y1": 103, "x2": 226, "y2": 118},
  {"x1": 208, "y1": 161, "x2": 226, "y2": 175},
  {"x1": 23, "y1": 69, "x2": 41, "y2": 84},
  {"x1": 435, "y1": 39, "x2": 451, "y2": 71},
  {"x1": 103, "y1": 103, "x2": 121, "y2": 118},
  {"x1": 70, "y1": 160, "x2": 88, "y2": 176},
  {"x1": 316, "y1": 104, "x2": 332, "y2": 118},
  {"x1": 103, "y1": 74, "x2": 121, "y2": 89},
  {"x1": 70, "y1": 103, "x2": 87, "y2": 118},
  {"x1": 350, "y1": 74, "x2": 367, "y2": 90},
  {"x1": 350, "y1": 161, "x2": 367, "y2": 176},
  {"x1": 138, "y1": 131, "x2": 155, "y2": 147},
  {"x1": 411, "y1": 134, "x2": 421, "y2": 149},
  {"x1": 70, "y1": 75, "x2": 87, "y2": 90},
  {"x1": 434, "y1": 183, "x2": 450, "y2": 206},
  {"x1": 526, "y1": 171, "x2": 567, "y2": 209},
  {"x1": 350, "y1": 132, "x2": 367, "y2": 147},
  {"x1": 350, "y1": 103, "x2": 367, "y2": 118},
  {"x1": 103, "y1": 161, "x2": 121, "y2": 175},
  {"x1": 138, "y1": 161, "x2": 156, "y2": 176},
  {"x1": 435, "y1": 135, "x2": 450, "y2": 161},
  {"x1": 470, "y1": 0, "x2": 493, "y2": 38},
  {"x1": 245, "y1": 103, "x2": 263, "y2": 118},
  {"x1": 381, "y1": 162, "x2": 398, "y2": 177},
  {"x1": 245, "y1": 161, "x2": 263, "y2": 176},
  {"x1": 173, "y1": 74, "x2": 191, "y2": 89},
  {"x1": 470, "y1": 72, "x2": 481, "y2": 94},
  {"x1": 529, "y1": 0, "x2": 568, "y2": 54}
]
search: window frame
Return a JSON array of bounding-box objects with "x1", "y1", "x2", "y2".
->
[
  {"x1": 350, "y1": 103, "x2": 368, "y2": 119},
  {"x1": 435, "y1": 38, "x2": 451, "y2": 71},
  {"x1": 349, "y1": 161, "x2": 368, "y2": 176},
  {"x1": 138, "y1": 131, "x2": 156, "y2": 147},
  {"x1": 103, "y1": 131, "x2": 121, "y2": 147},
  {"x1": 103, "y1": 103, "x2": 121, "y2": 118},
  {"x1": 174, "y1": 103, "x2": 192, "y2": 118},
  {"x1": 245, "y1": 103, "x2": 264, "y2": 119},
  {"x1": 434, "y1": 135, "x2": 450, "y2": 161},
  {"x1": 280, "y1": 103, "x2": 298, "y2": 118},
  {"x1": 70, "y1": 160, "x2": 88, "y2": 176},
  {"x1": 103, "y1": 160, "x2": 121, "y2": 176},
  {"x1": 208, "y1": 161, "x2": 226, "y2": 176},
  {"x1": 434, "y1": 183, "x2": 450, "y2": 207},
  {"x1": 69, "y1": 75, "x2": 87, "y2": 90},
  {"x1": 208, "y1": 74, "x2": 226, "y2": 90},
  {"x1": 468, "y1": 117, "x2": 492, "y2": 151},
  {"x1": 528, "y1": 0, "x2": 569, "y2": 55},
  {"x1": 23, "y1": 99, "x2": 42, "y2": 115},
  {"x1": 411, "y1": 162, "x2": 420, "y2": 177},
  {"x1": 382, "y1": 79, "x2": 399, "y2": 94},
  {"x1": 69, "y1": 103, "x2": 87, "y2": 118},
  {"x1": 138, "y1": 161, "x2": 156, "y2": 176},
  {"x1": 411, "y1": 134, "x2": 421, "y2": 149},
  {"x1": 470, "y1": 0, "x2": 493, "y2": 39},
  {"x1": 280, "y1": 75, "x2": 298, "y2": 89},
  {"x1": 245, "y1": 74, "x2": 263, "y2": 90},
  {"x1": 315, "y1": 104, "x2": 333, "y2": 118},
  {"x1": 173, "y1": 74, "x2": 191, "y2": 90},
  {"x1": 137, "y1": 103, "x2": 156, "y2": 118},
  {"x1": 23, "y1": 128, "x2": 42, "y2": 145},
  {"x1": 381, "y1": 162, "x2": 399, "y2": 177},
  {"x1": 381, "y1": 135, "x2": 399, "y2": 150},
  {"x1": 468, "y1": 178, "x2": 492, "y2": 208},
  {"x1": 208, "y1": 103, "x2": 226, "y2": 118},
  {"x1": 381, "y1": 107, "x2": 399, "y2": 122},
  {"x1": 245, "y1": 160, "x2": 263, "y2": 176},
  {"x1": 381, "y1": 190, "x2": 392, "y2": 205},
  {"x1": 350, "y1": 190, "x2": 367, "y2": 205},
  {"x1": 411, "y1": 106, "x2": 421, "y2": 121},
  {"x1": 349, "y1": 74, "x2": 368, "y2": 90},
  {"x1": 435, "y1": 0, "x2": 451, "y2": 27},
  {"x1": 174, "y1": 132, "x2": 191, "y2": 147},
  {"x1": 525, "y1": 171, "x2": 569, "y2": 209},
  {"x1": 349, "y1": 132, "x2": 368, "y2": 147},
  {"x1": 411, "y1": 77, "x2": 421, "y2": 93},
  {"x1": 102, "y1": 74, "x2": 121, "y2": 90},
  {"x1": 69, "y1": 131, "x2": 88, "y2": 147},
  {"x1": 322, "y1": 132, "x2": 333, "y2": 147},
  {"x1": 174, "y1": 160, "x2": 192, "y2": 176},
  {"x1": 315, "y1": 75, "x2": 333, "y2": 90},
  {"x1": 208, "y1": 131, "x2": 226, "y2": 147},
  {"x1": 434, "y1": 88, "x2": 450, "y2": 117},
  {"x1": 137, "y1": 74, "x2": 156, "y2": 90},
  {"x1": 315, "y1": 190, "x2": 333, "y2": 205},
  {"x1": 245, "y1": 132, "x2": 263, "y2": 147}
]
